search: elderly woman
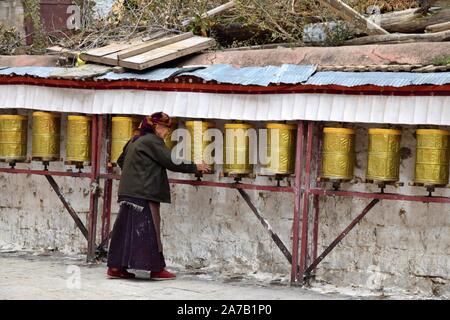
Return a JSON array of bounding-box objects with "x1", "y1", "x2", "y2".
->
[{"x1": 107, "y1": 112, "x2": 211, "y2": 280}]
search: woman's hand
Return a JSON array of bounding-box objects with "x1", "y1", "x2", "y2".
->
[{"x1": 196, "y1": 162, "x2": 212, "y2": 173}]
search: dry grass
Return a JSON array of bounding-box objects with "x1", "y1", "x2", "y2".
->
[
  {"x1": 346, "y1": 0, "x2": 419, "y2": 13},
  {"x1": 1, "y1": 0, "x2": 424, "y2": 54},
  {"x1": 0, "y1": 23, "x2": 21, "y2": 55}
]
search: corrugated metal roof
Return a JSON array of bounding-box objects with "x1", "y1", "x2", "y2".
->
[
  {"x1": 97, "y1": 67, "x2": 182, "y2": 81},
  {"x1": 0, "y1": 67, "x2": 62, "y2": 78},
  {"x1": 181, "y1": 64, "x2": 317, "y2": 86},
  {"x1": 98, "y1": 64, "x2": 317, "y2": 86},
  {"x1": 1, "y1": 64, "x2": 450, "y2": 88},
  {"x1": 306, "y1": 71, "x2": 450, "y2": 87}
]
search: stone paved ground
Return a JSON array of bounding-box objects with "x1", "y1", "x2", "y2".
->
[{"x1": 0, "y1": 252, "x2": 432, "y2": 300}]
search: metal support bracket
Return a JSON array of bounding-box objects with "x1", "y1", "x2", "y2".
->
[
  {"x1": 237, "y1": 188, "x2": 293, "y2": 265},
  {"x1": 301, "y1": 198, "x2": 380, "y2": 285},
  {"x1": 45, "y1": 175, "x2": 89, "y2": 240}
]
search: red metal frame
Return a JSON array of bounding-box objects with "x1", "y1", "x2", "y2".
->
[
  {"x1": 2, "y1": 113, "x2": 450, "y2": 282},
  {"x1": 299, "y1": 122, "x2": 314, "y2": 279},
  {"x1": 297, "y1": 122, "x2": 450, "y2": 286},
  {"x1": 101, "y1": 115, "x2": 113, "y2": 246},
  {"x1": 291, "y1": 121, "x2": 304, "y2": 282},
  {"x1": 87, "y1": 115, "x2": 103, "y2": 260}
]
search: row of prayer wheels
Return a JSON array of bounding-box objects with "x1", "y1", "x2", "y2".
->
[
  {"x1": 0, "y1": 112, "x2": 92, "y2": 164},
  {"x1": 322, "y1": 128, "x2": 450, "y2": 186},
  {"x1": 166, "y1": 120, "x2": 297, "y2": 176},
  {"x1": 2, "y1": 113, "x2": 448, "y2": 185}
]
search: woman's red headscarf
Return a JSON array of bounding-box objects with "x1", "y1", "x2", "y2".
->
[{"x1": 132, "y1": 112, "x2": 172, "y2": 142}]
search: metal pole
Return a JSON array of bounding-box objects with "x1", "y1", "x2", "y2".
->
[
  {"x1": 309, "y1": 189, "x2": 450, "y2": 204},
  {"x1": 45, "y1": 175, "x2": 89, "y2": 240},
  {"x1": 312, "y1": 195, "x2": 320, "y2": 262},
  {"x1": 87, "y1": 115, "x2": 101, "y2": 261},
  {"x1": 237, "y1": 188, "x2": 293, "y2": 265},
  {"x1": 291, "y1": 121, "x2": 304, "y2": 282},
  {"x1": 299, "y1": 122, "x2": 314, "y2": 279},
  {"x1": 303, "y1": 198, "x2": 380, "y2": 282},
  {"x1": 312, "y1": 124, "x2": 323, "y2": 264},
  {"x1": 101, "y1": 115, "x2": 113, "y2": 245}
]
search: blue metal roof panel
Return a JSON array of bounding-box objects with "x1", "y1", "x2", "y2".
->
[
  {"x1": 306, "y1": 71, "x2": 450, "y2": 87},
  {"x1": 0, "y1": 67, "x2": 62, "y2": 78},
  {"x1": 98, "y1": 64, "x2": 317, "y2": 86},
  {"x1": 183, "y1": 64, "x2": 317, "y2": 86},
  {"x1": 97, "y1": 67, "x2": 182, "y2": 81},
  {"x1": 1, "y1": 65, "x2": 450, "y2": 88}
]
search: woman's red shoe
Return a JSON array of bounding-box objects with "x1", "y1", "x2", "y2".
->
[
  {"x1": 107, "y1": 268, "x2": 136, "y2": 279},
  {"x1": 150, "y1": 269, "x2": 176, "y2": 281}
]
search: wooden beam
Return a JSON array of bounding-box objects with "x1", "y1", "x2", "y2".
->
[
  {"x1": 425, "y1": 21, "x2": 450, "y2": 33},
  {"x1": 182, "y1": 1, "x2": 236, "y2": 26},
  {"x1": 345, "y1": 29, "x2": 450, "y2": 45},
  {"x1": 119, "y1": 37, "x2": 215, "y2": 70},
  {"x1": 380, "y1": 7, "x2": 450, "y2": 33},
  {"x1": 80, "y1": 39, "x2": 142, "y2": 65},
  {"x1": 318, "y1": 0, "x2": 389, "y2": 35},
  {"x1": 117, "y1": 32, "x2": 193, "y2": 60}
]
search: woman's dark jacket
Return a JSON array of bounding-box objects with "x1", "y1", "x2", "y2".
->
[{"x1": 117, "y1": 132, "x2": 197, "y2": 203}]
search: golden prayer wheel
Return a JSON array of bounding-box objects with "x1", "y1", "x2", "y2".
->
[
  {"x1": 111, "y1": 116, "x2": 141, "y2": 164},
  {"x1": 164, "y1": 118, "x2": 179, "y2": 150},
  {"x1": 321, "y1": 127, "x2": 355, "y2": 180},
  {"x1": 66, "y1": 115, "x2": 92, "y2": 164},
  {"x1": 224, "y1": 123, "x2": 254, "y2": 175},
  {"x1": 185, "y1": 120, "x2": 215, "y2": 168},
  {"x1": 265, "y1": 123, "x2": 297, "y2": 175},
  {"x1": 414, "y1": 129, "x2": 450, "y2": 186},
  {"x1": 32, "y1": 111, "x2": 61, "y2": 161},
  {"x1": 0, "y1": 115, "x2": 28, "y2": 162},
  {"x1": 366, "y1": 128, "x2": 402, "y2": 182}
]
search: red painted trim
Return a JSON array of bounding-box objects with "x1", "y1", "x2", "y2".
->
[
  {"x1": 98, "y1": 173, "x2": 294, "y2": 193},
  {"x1": 1, "y1": 75, "x2": 450, "y2": 96},
  {"x1": 0, "y1": 168, "x2": 92, "y2": 178},
  {"x1": 309, "y1": 188, "x2": 450, "y2": 204}
]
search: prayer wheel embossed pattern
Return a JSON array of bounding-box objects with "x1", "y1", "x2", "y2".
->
[
  {"x1": 66, "y1": 115, "x2": 92, "y2": 163},
  {"x1": 321, "y1": 128, "x2": 355, "y2": 180},
  {"x1": 0, "y1": 115, "x2": 28, "y2": 162},
  {"x1": 32, "y1": 112, "x2": 61, "y2": 161},
  {"x1": 185, "y1": 120, "x2": 215, "y2": 167},
  {"x1": 111, "y1": 116, "x2": 140, "y2": 164},
  {"x1": 414, "y1": 129, "x2": 450, "y2": 185},
  {"x1": 224, "y1": 123, "x2": 254, "y2": 175},
  {"x1": 265, "y1": 123, "x2": 296, "y2": 175},
  {"x1": 367, "y1": 129, "x2": 402, "y2": 182}
]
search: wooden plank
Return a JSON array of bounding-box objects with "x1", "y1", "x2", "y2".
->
[
  {"x1": 80, "y1": 38, "x2": 143, "y2": 64},
  {"x1": 182, "y1": 1, "x2": 236, "y2": 26},
  {"x1": 345, "y1": 29, "x2": 450, "y2": 45},
  {"x1": 81, "y1": 52, "x2": 120, "y2": 66},
  {"x1": 119, "y1": 37, "x2": 215, "y2": 70},
  {"x1": 426, "y1": 21, "x2": 450, "y2": 33},
  {"x1": 46, "y1": 46, "x2": 80, "y2": 59},
  {"x1": 117, "y1": 32, "x2": 193, "y2": 60},
  {"x1": 380, "y1": 7, "x2": 450, "y2": 33},
  {"x1": 318, "y1": 0, "x2": 389, "y2": 35}
]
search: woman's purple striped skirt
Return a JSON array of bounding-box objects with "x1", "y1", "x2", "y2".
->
[{"x1": 107, "y1": 196, "x2": 166, "y2": 272}]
